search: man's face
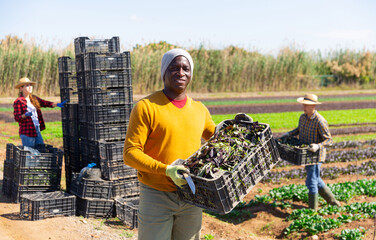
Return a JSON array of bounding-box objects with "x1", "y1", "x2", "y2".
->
[
  {"x1": 163, "y1": 56, "x2": 191, "y2": 95},
  {"x1": 303, "y1": 104, "x2": 316, "y2": 116}
]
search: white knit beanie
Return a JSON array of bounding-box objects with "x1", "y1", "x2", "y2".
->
[{"x1": 160, "y1": 49, "x2": 194, "y2": 81}]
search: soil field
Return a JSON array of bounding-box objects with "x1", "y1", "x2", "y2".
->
[
  {"x1": 0, "y1": 100, "x2": 374, "y2": 122},
  {"x1": 0, "y1": 92, "x2": 375, "y2": 240}
]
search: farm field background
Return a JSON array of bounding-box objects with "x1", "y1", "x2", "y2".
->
[{"x1": 0, "y1": 90, "x2": 375, "y2": 240}]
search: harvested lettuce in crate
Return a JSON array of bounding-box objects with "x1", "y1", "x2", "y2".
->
[{"x1": 183, "y1": 121, "x2": 266, "y2": 179}]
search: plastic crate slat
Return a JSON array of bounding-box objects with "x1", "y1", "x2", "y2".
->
[
  {"x1": 79, "y1": 69, "x2": 132, "y2": 89},
  {"x1": 79, "y1": 104, "x2": 132, "y2": 124},
  {"x1": 76, "y1": 197, "x2": 114, "y2": 218},
  {"x1": 115, "y1": 197, "x2": 139, "y2": 229},
  {"x1": 80, "y1": 123, "x2": 128, "y2": 141},
  {"x1": 13, "y1": 144, "x2": 63, "y2": 169},
  {"x1": 20, "y1": 191, "x2": 76, "y2": 221},
  {"x1": 70, "y1": 174, "x2": 113, "y2": 200},
  {"x1": 175, "y1": 123, "x2": 280, "y2": 214},
  {"x1": 58, "y1": 56, "x2": 76, "y2": 73},
  {"x1": 112, "y1": 177, "x2": 140, "y2": 198},
  {"x1": 74, "y1": 37, "x2": 120, "y2": 55},
  {"x1": 78, "y1": 87, "x2": 133, "y2": 106},
  {"x1": 76, "y1": 52, "x2": 131, "y2": 71},
  {"x1": 276, "y1": 139, "x2": 320, "y2": 166},
  {"x1": 11, "y1": 183, "x2": 59, "y2": 203}
]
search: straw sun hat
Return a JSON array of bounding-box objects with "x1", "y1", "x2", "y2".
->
[
  {"x1": 15, "y1": 77, "x2": 36, "y2": 89},
  {"x1": 297, "y1": 93, "x2": 321, "y2": 105}
]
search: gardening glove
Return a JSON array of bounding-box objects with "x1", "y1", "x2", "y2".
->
[
  {"x1": 57, "y1": 100, "x2": 67, "y2": 108},
  {"x1": 25, "y1": 111, "x2": 32, "y2": 117},
  {"x1": 234, "y1": 113, "x2": 253, "y2": 123},
  {"x1": 166, "y1": 165, "x2": 188, "y2": 187},
  {"x1": 308, "y1": 143, "x2": 320, "y2": 152},
  {"x1": 215, "y1": 119, "x2": 232, "y2": 134}
]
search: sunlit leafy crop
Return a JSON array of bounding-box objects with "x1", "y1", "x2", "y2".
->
[{"x1": 184, "y1": 122, "x2": 266, "y2": 178}]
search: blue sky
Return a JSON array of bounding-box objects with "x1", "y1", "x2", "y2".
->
[{"x1": 1, "y1": 0, "x2": 375, "y2": 53}]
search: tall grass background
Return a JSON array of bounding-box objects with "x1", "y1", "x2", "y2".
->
[{"x1": 1, "y1": 35, "x2": 375, "y2": 96}]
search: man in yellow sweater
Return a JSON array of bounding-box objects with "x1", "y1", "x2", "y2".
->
[{"x1": 124, "y1": 49, "x2": 216, "y2": 240}]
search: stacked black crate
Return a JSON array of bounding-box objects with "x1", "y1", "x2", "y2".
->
[
  {"x1": 58, "y1": 56, "x2": 80, "y2": 191},
  {"x1": 70, "y1": 173, "x2": 114, "y2": 218},
  {"x1": 74, "y1": 37, "x2": 139, "y2": 218},
  {"x1": 2, "y1": 144, "x2": 15, "y2": 197},
  {"x1": 9, "y1": 144, "x2": 63, "y2": 203}
]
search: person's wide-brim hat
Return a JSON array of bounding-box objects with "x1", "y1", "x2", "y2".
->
[
  {"x1": 297, "y1": 93, "x2": 321, "y2": 105},
  {"x1": 15, "y1": 77, "x2": 36, "y2": 89}
]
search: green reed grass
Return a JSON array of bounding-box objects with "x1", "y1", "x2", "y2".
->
[{"x1": 1, "y1": 36, "x2": 375, "y2": 96}]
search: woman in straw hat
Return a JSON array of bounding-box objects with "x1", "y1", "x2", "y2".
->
[
  {"x1": 281, "y1": 93, "x2": 340, "y2": 211},
  {"x1": 13, "y1": 77, "x2": 67, "y2": 148}
]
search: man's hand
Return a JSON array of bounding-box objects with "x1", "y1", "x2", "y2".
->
[
  {"x1": 234, "y1": 113, "x2": 253, "y2": 123},
  {"x1": 25, "y1": 112, "x2": 32, "y2": 117},
  {"x1": 309, "y1": 143, "x2": 320, "y2": 152},
  {"x1": 57, "y1": 100, "x2": 67, "y2": 108},
  {"x1": 166, "y1": 165, "x2": 188, "y2": 187}
]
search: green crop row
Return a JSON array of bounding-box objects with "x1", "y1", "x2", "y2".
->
[
  {"x1": 211, "y1": 108, "x2": 376, "y2": 131},
  {"x1": 285, "y1": 201, "x2": 375, "y2": 235},
  {"x1": 202, "y1": 96, "x2": 376, "y2": 106}
]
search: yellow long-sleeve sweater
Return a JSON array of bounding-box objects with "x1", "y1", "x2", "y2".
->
[{"x1": 123, "y1": 90, "x2": 216, "y2": 192}]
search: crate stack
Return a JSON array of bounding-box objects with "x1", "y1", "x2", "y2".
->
[
  {"x1": 70, "y1": 173, "x2": 114, "y2": 218},
  {"x1": 2, "y1": 144, "x2": 63, "y2": 203},
  {"x1": 58, "y1": 57, "x2": 80, "y2": 191},
  {"x1": 2, "y1": 144, "x2": 15, "y2": 197},
  {"x1": 59, "y1": 37, "x2": 139, "y2": 220}
]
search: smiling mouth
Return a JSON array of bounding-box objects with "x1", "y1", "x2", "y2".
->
[{"x1": 174, "y1": 79, "x2": 186, "y2": 83}]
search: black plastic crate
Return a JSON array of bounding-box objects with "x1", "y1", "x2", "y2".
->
[
  {"x1": 81, "y1": 69, "x2": 132, "y2": 89},
  {"x1": 64, "y1": 150, "x2": 81, "y2": 172},
  {"x1": 70, "y1": 175, "x2": 112, "y2": 200},
  {"x1": 11, "y1": 183, "x2": 59, "y2": 203},
  {"x1": 2, "y1": 177, "x2": 12, "y2": 197},
  {"x1": 79, "y1": 123, "x2": 128, "y2": 141},
  {"x1": 74, "y1": 37, "x2": 120, "y2": 55},
  {"x1": 3, "y1": 160, "x2": 14, "y2": 180},
  {"x1": 14, "y1": 168, "x2": 61, "y2": 187},
  {"x1": 61, "y1": 103, "x2": 79, "y2": 121},
  {"x1": 6, "y1": 143, "x2": 15, "y2": 161},
  {"x1": 115, "y1": 197, "x2": 138, "y2": 229},
  {"x1": 76, "y1": 197, "x2": 114, "y2": 218},
  {"x1": 80, "y1": 104, "x2": 132, "y2": 124},
  {"x1": 98, "y1": 141, "x2": 124, "y2": 163},
  {"x1": 58, "y1": 56, "x2": 76, "y2": 74},
  {"x1": 20, "y1": 191, "x2": 76, "y2": 221},
  {"x1": 60, "y1": 88, "x2": 78, "y2": 104},
  {"x1": 13, "y1": 145, "x2": 63, "y2": 169},
  {"x1": 62, "y1": 120, "x2": 80, "y2": 138},
  {"x1": 78, "y1": 87, "x2": 132, "y2": 106},
  {"x1": 112, "y1": 177, "x2": 140, "y2": 199},
  {"x1": 174, "y1": 122, "x2": 280, "y2": 214},
  {"x1": 102, "y1": 165, "x2": 138, "y2": 181},
  {"x1": 79, "y1": 138, "x2": 99, "y2": 162},
  {"x1": 63, "y1": 136, "x2": 80, "y2": 154},
  {"x1": 76, "y1": 52, "x2": 131, "y2": 72},
  {"x1": 276, "y1": 137, "x2": 320, "y2": 166},
  {"x1": 59, "y1": 73, "x2": 77, "y2": 89}
]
